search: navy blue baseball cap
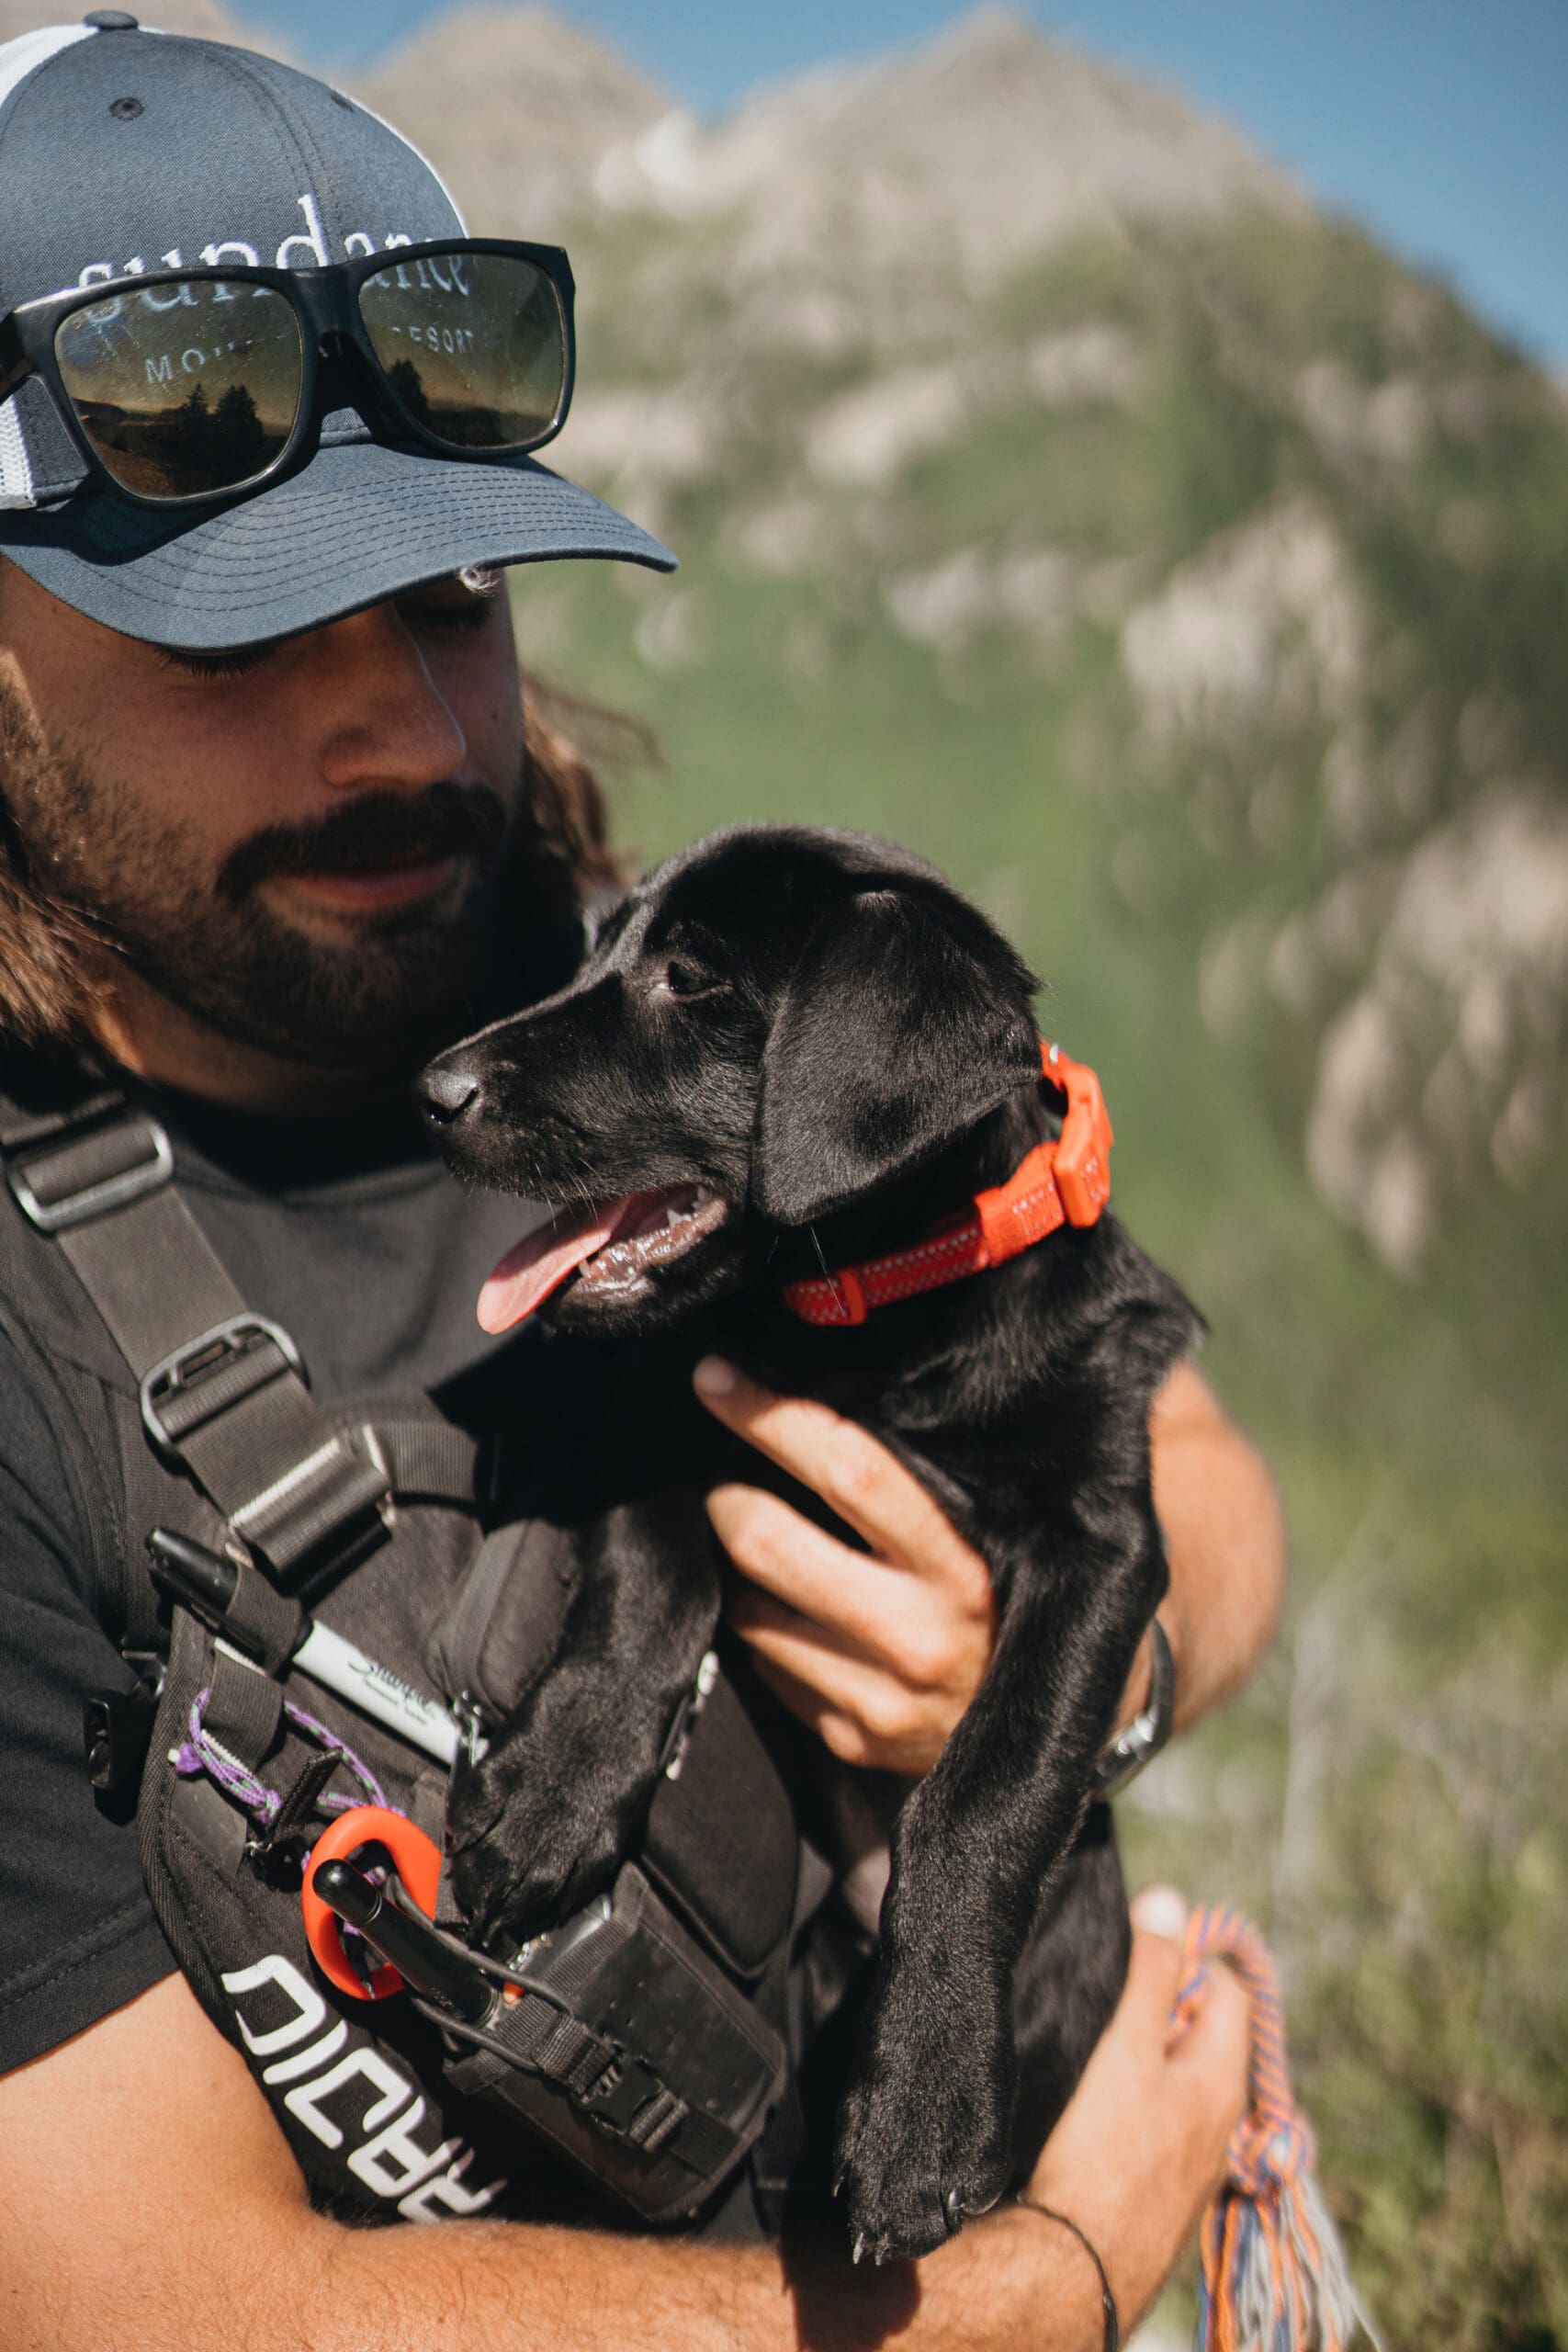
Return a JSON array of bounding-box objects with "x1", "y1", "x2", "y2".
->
[{"x1": 0, "y1": 13, "x2": 674, "y2": 649}]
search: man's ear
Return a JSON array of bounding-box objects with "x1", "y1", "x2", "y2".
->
[{"x1": 753, "y1": 884, "x2": 1041, "y2": 1228}]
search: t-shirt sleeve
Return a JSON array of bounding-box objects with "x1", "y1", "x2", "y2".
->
[{"x1": 0, "y1": 1330, "x2": 175, "y2": 2074}]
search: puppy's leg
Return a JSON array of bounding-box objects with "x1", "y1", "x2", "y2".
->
[
  {"x1": 449, "y1": 1488, "x2": 721, "y2": 1948},
  {"x1": 834, "y1": 1489, "x2": 1162, "y2": 2262}
]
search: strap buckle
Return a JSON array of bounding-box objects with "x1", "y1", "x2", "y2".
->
[
  {"x1": 139, "y1": 1313, "x2": 306, "y2": 1461},
  {"x1": 6, "y1": 1115, "x2": 173, "y2": 1233},
  {"x1": 580, "y1": 2052, "x2": 678, "y2": 2141}
]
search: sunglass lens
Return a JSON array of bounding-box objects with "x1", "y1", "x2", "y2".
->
[
  {"x1": 357, "y1": 252, "x2": 566, "y2": 451},
  {"x1": 54, "y1": 282, "x2": 302, "y2": 501}
]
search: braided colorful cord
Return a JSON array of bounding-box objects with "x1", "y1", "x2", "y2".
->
[{"x1": 1178, "y1": 1905, "x2": 1376, "y2": 2352}]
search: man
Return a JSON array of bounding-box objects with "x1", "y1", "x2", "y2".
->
[{"x1": 0, "y1": 17, "x2": 1280, "y2": 2347}]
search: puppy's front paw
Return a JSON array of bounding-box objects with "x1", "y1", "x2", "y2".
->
[
  {"x1": 446, "y1": 1745, "x2": 622, "y2": 1948},
  {"x1": 833, "y1": 1961, "x2": 1015, "y2": 2263}
]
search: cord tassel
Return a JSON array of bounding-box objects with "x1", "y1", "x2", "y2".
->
[{"x1": 1178, "y1": 1905, "x2": 1378, "y2": 2352}]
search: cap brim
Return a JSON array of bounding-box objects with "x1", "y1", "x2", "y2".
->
[{"x1": 0, "y1": 436, "x2": 676, "y2": 651}]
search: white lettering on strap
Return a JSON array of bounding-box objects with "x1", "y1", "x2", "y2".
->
[
  {"x1": 262, "y1": 2019, "x2": 349, "y2": 2086},
  {"x1": 399, "y1": 2150, "x2": 505, "y2": 2223},
  {"x1": 221, "y1": 1951, "x2": 507, "y2": 2214},
  {"x1": 347, "y1": 2096, "x2": 463, "y2": 2199},
  {"x1": 284, "y1": 2046, "x2": 411, "y2": 2151},
  {"x1": 221, "y1": 1952, "x2": 329, "y2": 2058}
]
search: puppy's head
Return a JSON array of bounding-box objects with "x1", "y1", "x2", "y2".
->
[{"x1": 417, "y1": 826, "x2": 1040, "y2": 1334}]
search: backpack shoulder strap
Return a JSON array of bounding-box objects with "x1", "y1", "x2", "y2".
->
[{"x1": 0, "y1": 1072, "x2": 392, "y2": 1589}]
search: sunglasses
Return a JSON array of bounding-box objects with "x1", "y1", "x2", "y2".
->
[{"x1": 0, "y1": 237, "x2": 576, "y2": 510}]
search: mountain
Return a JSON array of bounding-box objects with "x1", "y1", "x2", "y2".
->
[{"x1": 359, "y1": 6, "x2": 668, "y2": 238}]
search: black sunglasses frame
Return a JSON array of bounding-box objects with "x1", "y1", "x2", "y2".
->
[{"x1": 0, "y1": 236, "x2": 577, "y2": 513}]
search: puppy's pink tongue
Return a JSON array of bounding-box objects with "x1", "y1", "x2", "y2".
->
[{"x1": 478, "y1": 1198, "x2": 634, "y2": 1332}]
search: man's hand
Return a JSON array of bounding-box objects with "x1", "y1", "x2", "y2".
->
[
  {"x1": 694, "y1": 1353, "x2": 1284, "y2": 1775},
  {"x1": 694, "y1": 1352, "x2": 997, "y2": 1775},
  {"x1": 1019, "y1": 1883, "x2": 1251, "y2": 2331}
]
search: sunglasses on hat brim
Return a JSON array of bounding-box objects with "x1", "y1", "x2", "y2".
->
[{"x1": 0, "y1": 237, "x2": 576, "y2": 511}]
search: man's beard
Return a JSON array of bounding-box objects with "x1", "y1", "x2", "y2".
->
[{"x1": 0, "y1": 690, "x2": 545, "y2": 1074}]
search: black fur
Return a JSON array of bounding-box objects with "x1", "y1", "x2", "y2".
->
[{"x1": 417, "y1": 825, "x2": 1201, "y2": 2259}]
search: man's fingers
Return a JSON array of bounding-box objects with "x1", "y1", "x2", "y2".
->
[
  {"x1": 708, "y1": 1482, "x2": 964, "y2": 1685},
  {"x1": 725, "y1": 1577, "x2": 921, "y2": 1758},
  {"x1": 694, "y1": 1356, "x2": 991, "y2": 1600},
  {"x1": 1168, "y1": 1960, "x2": 1251, "y2": 2103}
]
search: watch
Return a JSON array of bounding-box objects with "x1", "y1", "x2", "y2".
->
[{"x1": 1091, "y1": 1616, "x2": 1174, "y2": 1800}]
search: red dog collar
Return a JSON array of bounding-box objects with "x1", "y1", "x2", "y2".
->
[{"x1": 782, "y1": 1043, "x2": 1113, "y2": 1329}]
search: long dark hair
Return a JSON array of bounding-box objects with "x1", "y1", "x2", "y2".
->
[{"x1": 0, "y1": 670, "x2": 645, "y2": 1053}]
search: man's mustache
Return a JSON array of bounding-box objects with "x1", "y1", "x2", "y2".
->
[{"x1": 219, "y1": 781, "x2": 508, "y2": 903}]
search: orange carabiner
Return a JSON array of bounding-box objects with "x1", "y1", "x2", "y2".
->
[{"x1": 300, "y1": 1805, "x2": 442, "y2": 2002}]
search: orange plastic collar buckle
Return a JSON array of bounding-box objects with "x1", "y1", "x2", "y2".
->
[{"x1": 1039, "y1": 1041, "x2": 1114, "y2": 1228}]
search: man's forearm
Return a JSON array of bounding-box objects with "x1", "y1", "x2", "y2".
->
[
  {"x1": 1139, "y1": 1360, "x2": 1286, "y2": 1733},
  {"x1": 264, "y1": 2200, "x2": 1105, "y2": 2352}
]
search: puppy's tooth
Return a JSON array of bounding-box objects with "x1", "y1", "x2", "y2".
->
[{"x1": 852, "y1": 2233, "x2": 867, "y2": 2266}]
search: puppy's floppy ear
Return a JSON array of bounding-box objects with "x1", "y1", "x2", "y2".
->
[{"x1": 754, "y1": 882, "x2": 1041, "y2": 1227}]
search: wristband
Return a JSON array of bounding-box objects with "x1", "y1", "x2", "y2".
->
[
  {"x1": 1091, "y1": 1615, "x2": 1174, "y2": 1800},
  {"x1": 1015, "y1": 2195, "x2": 1120, "y2": 2352}
]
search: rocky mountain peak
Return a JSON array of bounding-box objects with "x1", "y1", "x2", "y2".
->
[{"x1": 358, "y1": 6, "x2": 667, "y2": 238}]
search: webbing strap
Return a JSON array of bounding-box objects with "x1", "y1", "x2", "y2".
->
[
  {"x1": 1, "y1": 1092, "x2": 391, "y2": 1584},
  {"x1": 466, "y1": 1988, "x2": 736, "y2": 2168}
]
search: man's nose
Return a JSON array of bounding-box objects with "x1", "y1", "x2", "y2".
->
[{"x1": 313, "y1": 603, "x2": 468, "y2": 794}]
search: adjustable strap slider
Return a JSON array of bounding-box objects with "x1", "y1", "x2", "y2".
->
[
  {"x1": 229, "y1": 1420, "x2": 393, "y2": 1581},
  {"x1": 140, "y1": 1315, "x2": 304, "y2": 1459},
  {"x1": 7, "y1": 1114, "x2": 173, "y2": 1233}
]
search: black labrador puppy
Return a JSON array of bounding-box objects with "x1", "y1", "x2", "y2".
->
[{"x1": 417, "y1": 824, "x2": 1201, "y2": 2259}]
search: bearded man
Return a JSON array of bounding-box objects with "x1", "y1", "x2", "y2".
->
[{"x1": 0, "y1": 17, "x2": 1280, "y2": 2348}]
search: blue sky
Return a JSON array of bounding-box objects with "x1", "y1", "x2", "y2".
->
[{"x1": 239, "y1": 1, "x2": 1568, "y2": 367}]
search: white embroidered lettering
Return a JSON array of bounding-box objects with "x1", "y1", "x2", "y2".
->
[
  {"x1": 399, "y1": 2149, "x2": 506, "y2": 2222},
  {"x1": 222, "y1": 1952, "x2": 328, "y2": 2058},
  {"x1": 145, "y1": 353, "x2": 174, "y2": 385},
  {"x1": 276, "y1": 191, "x2": 330, "y2": 273},
  {"x1": 261, "y1": 2019, "x2": 349, "y2": 2086},
  {"x1": 283, "y1": 2047, "x2": 411, "y2": 2151},
  {"x1": 346, "y1": 2096, "x2": 462, "y2": 2199},
  {"x1": 201, "y1": 239, "x2": 260, "y2": 300},
  {"x1": 344, "y1": 232, "x2": 377, "y2": 258},
  {"x1": 136, "y1": 250, "x2": 192, "y2": 313}
]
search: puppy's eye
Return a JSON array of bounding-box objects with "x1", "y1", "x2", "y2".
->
[{"x1": 659, "y1": 959, "x2": 725, "y2": 1001}]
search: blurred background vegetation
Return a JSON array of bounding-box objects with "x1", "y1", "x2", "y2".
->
[{"x1": 20, "y1": 0, "x2": 1562, "y2": 2335}]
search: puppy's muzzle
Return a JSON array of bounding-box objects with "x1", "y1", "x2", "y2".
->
[{"x1": 417, "y1": 1061, "x2": 481, "y2": 1127}]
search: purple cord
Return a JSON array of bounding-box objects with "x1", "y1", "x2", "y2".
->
[{"x1": 175, "y1": 1687, "x2": 398, "y2": 1826}]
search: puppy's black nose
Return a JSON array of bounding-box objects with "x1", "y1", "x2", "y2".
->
[{"x1": 416, "y1": 1063, "x2": 480, "y2": 1126}]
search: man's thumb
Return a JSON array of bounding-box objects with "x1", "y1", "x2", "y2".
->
[
  {"x1": 1122, "y1": 1883, "x2": 1190, "y2": 2028},
  {"x1": 1130, "y1": 1884, "x2": 1189, "y2": 1942}
]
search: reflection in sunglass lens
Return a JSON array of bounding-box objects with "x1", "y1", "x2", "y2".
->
[
  {"x1": 54, "y1": 281, "x2": 302, "y2": 500},
  {"x1": 358, "y1": 252, "x2": 565, "y2": 450}
]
